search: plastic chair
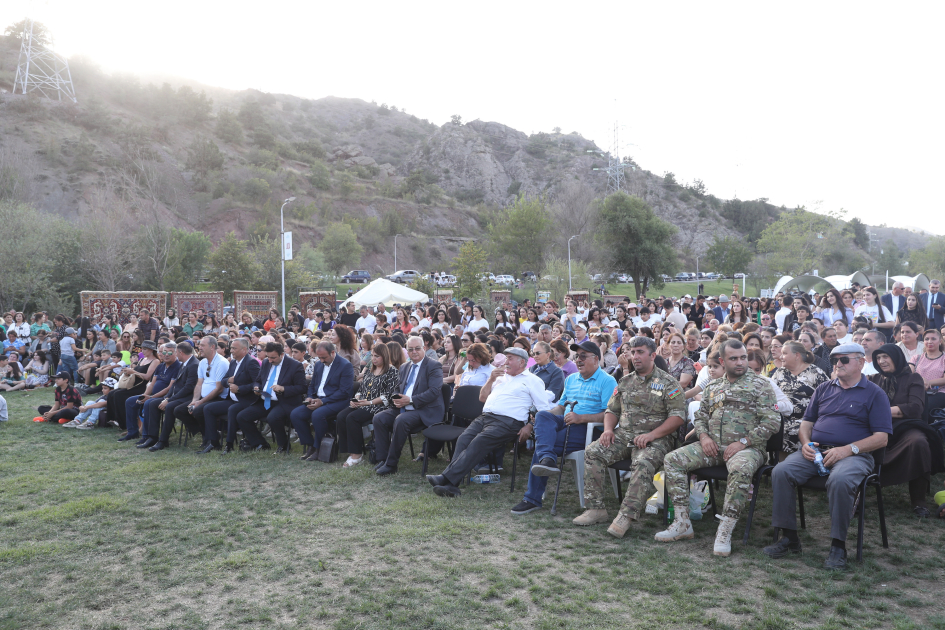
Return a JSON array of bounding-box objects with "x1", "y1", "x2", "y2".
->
[
  {"x1": 794, "y1": 448, "x2": 888, "y2": 562},
  {"x1": 544, "y1": 422, "x2": 604, "y2": 508}
]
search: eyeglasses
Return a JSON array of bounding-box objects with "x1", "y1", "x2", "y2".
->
[
  {"x1": 407, "y1": 346, "x2": 423, "y2": 353},
  {"x1": 159, "y1": 351, "x2": 174, "y2": 356},
  {"x1": 831, "y1": 356, "x2": 856, "y2": 365},
  {"x1": 575, "y1": 353, "x2": 596, "y2": 361}
]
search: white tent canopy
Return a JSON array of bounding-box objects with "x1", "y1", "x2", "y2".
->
[
  {"x1": 891, "y1": 274, "x2": 930, "y2": 292},
  {"x1": 344, "y1": 278, "x2": 429, "y2": 308},
  {"x1": 774, "y1": 271, "x2": 872, "y2": 295}
]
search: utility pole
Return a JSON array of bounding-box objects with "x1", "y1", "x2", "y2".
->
[
  {"x1": 394, "y1": 234, "x2": 402, "y2": 274},
  {"x1": 279, "y1": 197, "x2": 295, "y2": 316},
  {"x1": 568, "y1": 235, "x2": 579, "y2": 292},
  {"x1": 13, "y1": 19, "x2": 77, "y2": 103},
  {"x1": 588, "y1": 122, "x2": 635, "y2": 194}
]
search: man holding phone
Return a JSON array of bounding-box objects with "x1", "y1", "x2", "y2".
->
[
  {"x1": 236, "y1": 341, "x2": 307, "y2": 453},
  {"x1": 290, "y1": 341, "x2": 354, "y2": 461}
]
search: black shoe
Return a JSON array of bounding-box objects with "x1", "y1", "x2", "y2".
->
[
  {"x1": 913, "y1": 505, "x2": 932, "y2": 518},
  {"x1": 253, "y1": 443, "x2": 272, "y2": 452},
  {"x1": 136, "y1": 437, "x2": 157, "y2": 449},
  {"x1": 374, "y1": 461, "x2": 386, "y2": 472},
  {"x1": 134, "y1": 436, "x2": 149, "y2": 446},
  {"x1": 197, "y1": 443, "x2": 220, "y2": 454},
  {"x1": 221, "y1": 444, "x2": 235, "y2": 454},
  {"x1": 762, "y1": 537, "x2": 803, "y2": 559},
  {"x1": 511, "y1": 500, "x2": 541, "y2": 516},
  {"x1": 426, "y1": 474, "x2": 446, "y2": 487},
  {"x1": 433, "y1": 484, "x2": 461, "y2": 498},
  {"x1": 148, "y1": 441, "x2": 167, "y2": 452},
  {"x1": 117, "y1": 434, "x2": 140, "y2": 442},
  {"x1": 376, "y1": 465, "x2": 397, "y2": 476},
  {"x1": 274, "y1": 446, "x2": 290, "y2": 455},
  {"x1": 530, "y1": 457, "x2": 560, "y2": 477},
  {"x1": 824, "y1": 545, "x2": 847, "y2": 570}
]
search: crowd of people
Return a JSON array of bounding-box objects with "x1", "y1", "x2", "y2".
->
[{"x1": 4, "y1": 278, "x2": 945, "y2": 569}]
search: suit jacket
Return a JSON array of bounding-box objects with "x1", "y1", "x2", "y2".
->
[
  {"x1": 227, "y1": 355, "x2": 261, "y2": 400},
  {"x1": 167, "y1": 358, "x2": 199, "y2": 404},
  {"x1": 711, "y1": 306, "x2": 730, "y2": 324},
  {"x1": 397, "y1": 357, "x2": 445, "y2": 427},
  {"x1": 254, "y1": 355, "x2": 307, "y2": 410},
  {"x1": 307, "y1": 355, "x2": 355, "y2": 405},
  {"x1": 881, "y1": 293, "x2": 905, "y2": 318},
  {"x1": 921, "y1": 291, "x2": 945, "y2": 329}
]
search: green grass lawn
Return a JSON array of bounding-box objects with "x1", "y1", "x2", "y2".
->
[{"x1": 3, "y1": 389, "x2": 945, "y2": 630}]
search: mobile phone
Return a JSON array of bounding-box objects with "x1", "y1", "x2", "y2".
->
[{"x1": 392, "y1": 394, "x2": 403, "y2": 400}]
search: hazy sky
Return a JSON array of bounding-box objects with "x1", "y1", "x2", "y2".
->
[{"x1": 4, "y1": 2, "x2": 943, "y2": 233}]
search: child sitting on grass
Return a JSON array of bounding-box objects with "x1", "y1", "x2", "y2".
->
[{"x1": 64, "y1": 378, "x2": 116, "y2": 430}]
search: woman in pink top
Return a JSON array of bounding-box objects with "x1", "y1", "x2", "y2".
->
[{"x1": 913, "y1": 328, "x2": 945, "y2": 422}]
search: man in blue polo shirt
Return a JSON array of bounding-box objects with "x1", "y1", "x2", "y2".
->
[
  {"x1": 764, "y1": 342, "x2": 892, "y2": 570},
  {"x1": 511, "y1": 340, "x2": 617, "y2": 515}
]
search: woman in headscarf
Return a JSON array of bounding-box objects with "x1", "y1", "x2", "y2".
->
[{"x1": 869, "y1": 343, "x2": 944, "y2": 517}]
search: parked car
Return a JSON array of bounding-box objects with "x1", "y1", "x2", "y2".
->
[
  {"x1": 387, "y1": 269, "x2": 421, "y2": 284},
  {"x1": 341, "y1": 270, "x2": 371, "y2": 284},
  {"x1": 477, "y1": 272, "x2": 496, "y2": 284},
  {"x1": 674, "y1": 273, "x2": 690, "y2": 282},
  {"x1": 495, "y1": 275, "x2": 515, "y2": 286},
  {"x1": 703, "y1": 272, "x2": 720, "y2": 280},
  {"x1": 659, "y1": 274, "x2": 673, "y2": 283},
  {"x1": 617, "y1": 274, "x2": 633, "y2": 283},
  {"x1": 437, "y1": 274, "x2": 456, "y2": 287},
  {"x1": 521, "y1": 271, "x2": 537, "y2": 282}
]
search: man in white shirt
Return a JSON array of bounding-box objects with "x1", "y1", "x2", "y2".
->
[
  {"x1": 355, "y1": 306, "x2": 377, "y2": 334},
  {"x1": 662, "y1": 299, "x2": 688, "y2": 332},
  {"x1": 426, "y1": 347, "x2": 553, "y2": 497},
  {"x1": 860, "y1": 330, "x2": 884, "y2": 376},
  {"x1": 881, "y1": 282, "x2": 905, "y2": 319},
  {"x1": 174, "y1": 335, "x2": 229, "y2": 442}
]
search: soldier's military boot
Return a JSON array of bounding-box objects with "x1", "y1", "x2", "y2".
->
[
  {"x1": 654, "y1": 507, "x2": 694, "y2": 542},
  {"x1": 607, "y1": 514, "x2": 634, "y2": 538},
  {"x1": 572, "y1": 509, "x2": 609, "y2": 526},
  {"x1": 713, "y1": 516, "x2": 738, "y2": 556}
]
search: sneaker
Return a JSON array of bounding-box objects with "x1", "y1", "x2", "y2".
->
[
  {"x1": 654, "y1": 517, "x2": 694, "y2": 542},
  {"x1": 107, "y1": 420, "x2": 119, "y2": 428},
  {"x1": 510, "y1": 500, "x2": 541, "y2": 516},
  {"x1": 76, "y1": 421, "x2": 96, "y2": 430},
  {"x1": 62, "y1": 419, "x2": 81, "y2": 428},
  {"x1": 530, "y1": 457, "x2": 560, "y2": 477},
  {"x1": 58, "y1": 417, "x2": 72, "y2": 424}
]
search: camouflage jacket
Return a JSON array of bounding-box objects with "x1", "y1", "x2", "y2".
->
[
  {"x1": 693, "y1": 371, "x2": 779, "y2": 448},
  {"x1": 606, "y1": 367, "x2": 687, "y2": 437}
]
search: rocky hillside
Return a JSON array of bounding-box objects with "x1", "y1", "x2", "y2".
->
[{"x1": 0, "y1": 33, "x2": 925, "y2": 278}]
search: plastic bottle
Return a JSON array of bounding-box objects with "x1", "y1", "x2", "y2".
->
[
  {"x1": 809, "y1": 442, "x2": 830, "y2": 476},
  {"x1": 667, "y1": 502, "x2": 674, "y2": 520},
  {"x1": 471, "y1": 474, "x2": 501, "y2": 484}
]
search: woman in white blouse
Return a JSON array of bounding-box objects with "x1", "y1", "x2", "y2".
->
[{"x1": 465, "y1": 305, "x2": 490, "y2": 334}]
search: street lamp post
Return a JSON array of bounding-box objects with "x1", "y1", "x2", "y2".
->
[
  {"x1": 394, "y1": 233, "x2": 402, "y2": 274},
  {"x1": 568, "y1": 235, "x2": 579, "y2": 292},
  {"x1": 279, "y1": 197, "x2": 296, "y2": 317}
]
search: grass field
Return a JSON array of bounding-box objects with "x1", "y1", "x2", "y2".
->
[{"x1": 3, "y1": 389, "x2": 945, "y2": 630}]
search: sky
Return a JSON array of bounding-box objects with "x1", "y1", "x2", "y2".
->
[{"x1": 4, "y1": 1, "x2": 944, "y2": 234}]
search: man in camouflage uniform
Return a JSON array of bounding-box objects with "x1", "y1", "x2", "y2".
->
[
  {"x1": 573, "y1": 336, "x2": 686, "y2": 538},
  {"x1": 655, "y1": 339, "x2": 779, "y2": 557}
]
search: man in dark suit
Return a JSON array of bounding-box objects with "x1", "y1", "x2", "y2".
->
[
  {"x1": 373, "y1": 336, "x2": 444, "y2": 475},
  {"x1": 236, "y1": 341, "x2": 307, "y2": 454},
  {"x1": 149, "y1": 342, "x2": 200, "y2": 451},
  {"x1": 200, "y1": 337, "x2": 260, "y2": 454},
  {"x1": 920, "y1": 279, "x2": 945, "y2": 330},
  {"x1": 712, "y1": 294, "x2": 731, "y2": 324},
  {"x1": 881, "y1": 282, "x2": 906, "y2": 321},
  {"x1": 290, "y1": 341, "x2": 354, "y2": 461}
]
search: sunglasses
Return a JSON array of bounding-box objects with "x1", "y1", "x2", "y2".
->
[{"x1": 831, "y1": 356, "x2": 855, "y2": 365}]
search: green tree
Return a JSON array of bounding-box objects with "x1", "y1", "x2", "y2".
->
[
  {"x1": 318, "y1": 222, "x2": 362, "y2": 274},
  {"x1": 214, "y1": 109, "x2": 243, "y2": 144},
  {"x1": 756, "y1": 208, "x2": 857, "y2": 276},
  {"x1": 138, "y1": 225, "x2": 212, "y2": 291},
  {"x1": 185, "y1": 136, "x2": 224, "y2": 179},
  {"x1": 594, "y1": 192, "x2": 678, "y2": 297},
  {"x1": 539, "y1": 255, "x2": 589, "y2": 305},
  {"x1": 909, "y1": 237, "x2": 945, "y2": 279},
  {"x1": 486, "y1": 195, "x2": 552, "y2": 274},
  {"x1": 705, "y1": 236, "x2": 753, "y2": 279},
  {"x1": 207, "y1": 232, "x2": 259, "y2": 299},
  {"x1": 719, "y1": 198, "x2": 781, "y2": 244},
  {"x1": 242, "y1": 178, "x2": 270, "y2": 205},
  {"x1": 252, "y1": 235, "x2": 313, "y2": 292},
  {"x1": 0, "y1": 201, "x2": 63, "y2": 312},
  {"x1": 849, "y1": 217, "x2": 869, "y2": 249},
  {"x1": 175, "y1": 86, "x2": 213, "y2": 124},
  {"x1": 876, "y1": 239, "x2": 905, "y2": 276},
  {"x1": 308, "y1": 160, "x2": 331, "y2": 190},
  {"x1": 4, "y1": 19, "x2": 52, "y2": 45},
  {"x1": 452, "y1": 241, "x2": 488, "y2": 299}
]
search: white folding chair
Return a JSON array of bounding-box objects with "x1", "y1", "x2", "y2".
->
[{"x1": 543, "y1": 422, "x2": 604, "y2": 508}]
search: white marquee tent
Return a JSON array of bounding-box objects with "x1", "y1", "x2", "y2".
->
[
  {"x1": 774, "y1": 271, "x2": 871, "y2": 295},
  {"x1": 344, "y1": 278, "x2": 429, "y2": 307},
  {"x1": 890, "y1": 274, "x2": 930, "y2": 291}
]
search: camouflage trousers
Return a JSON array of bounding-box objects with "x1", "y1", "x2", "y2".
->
[
  {"x1": 664, "y1": 442, "x2": 765, "y2": 519},
  {"x1": 583, "y1": 428, "x2": 674, "y2": 520}
]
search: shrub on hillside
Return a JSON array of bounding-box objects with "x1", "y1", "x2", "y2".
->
[
  {"x1": 215, "y1": 109, "x2": 243, "y2": 144},
  {"x1": 308, "y1": 161, "x2": 331, "y2": 191}
]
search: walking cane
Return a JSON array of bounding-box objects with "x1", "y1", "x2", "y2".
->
[{"x1": 550, "y1": 400, "x2": 579, "y2": 516}]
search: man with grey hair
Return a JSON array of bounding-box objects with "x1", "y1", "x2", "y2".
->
[
  {"x1": 881, "y1": 282, "x2": 905, "y2": 320},
  {"x1": 200, "y1": 337, "x2": 260, "y2": 453},
  {"x1": 427, "y1": 346, "x2": 553, "y2": 498},
  {"x1": 765, "y1": 342, "x2": 892, "y2": 570},
  {"x1": 921, "y1": 279, "x2": 945, "y2": 329},
  {"x1": 174, "y1": 335, "x2": 229, "y2": 450},
  {"x1": 571, "y1": 336, "x2": 685, "y2": 535},
  {"x1": 129, "y1": 342, "x2": 182, "y2": 449}
]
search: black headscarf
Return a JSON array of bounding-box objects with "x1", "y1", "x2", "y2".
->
[{"x1": 872, "y1": 343, "x2": 910, "y2": 402}]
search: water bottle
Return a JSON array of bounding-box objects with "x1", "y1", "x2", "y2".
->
[
  {"x1": 667, "y1": 502, "x2": 674, "y2": 520},
  {"x1": 471, "y1": 474, "x2": 500, "y2": 484},
  {"x1": 809, "y1": 442, "x2": 830, "y2": 476}
]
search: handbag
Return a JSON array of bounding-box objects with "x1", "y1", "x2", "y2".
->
[
  {"x1": 117, "y1": 373, "x2": 136, "y2": 389},
  {"x1": 316, "y1": 433, "x2": 339, "y2": 463}
]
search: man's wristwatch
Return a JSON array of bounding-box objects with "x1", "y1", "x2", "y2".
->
[
  {"x1": 850, "y1": 443, "x2": 859, "y2": 455},
  {"x1": 739, "y1": 438, "x2": 748, "y2": 446}
]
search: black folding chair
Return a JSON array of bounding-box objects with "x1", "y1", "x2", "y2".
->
[
  {"x1": 418, "y1": 385, "x2": 484, "y2": 480},
  {"x1": 419, "y1": 384, "x2": 455, "y2": 476},
  {"x1": 795, "y1": 448, "x2": 888, "y2": 562},
  {"x1": 408, "y1": 384, "x2": 453, "y2": 462},
  {"x1": 691, "y1": 419, "x2": 784, "y2": 544}
]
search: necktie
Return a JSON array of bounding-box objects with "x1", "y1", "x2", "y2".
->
[
  {"x1": 404, "y1": 363, "x2": 418, "y2": 392},
  {"x1": 263, "y1": 365, "x2": 277, "y2": 409},
  {"x1": 929, "y1": 294, "x2": 934, "y2": 319}
]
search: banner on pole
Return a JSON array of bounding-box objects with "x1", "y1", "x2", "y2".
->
[{"x1": 283, "y1": 231, "x2": 293, "y2": 261}]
